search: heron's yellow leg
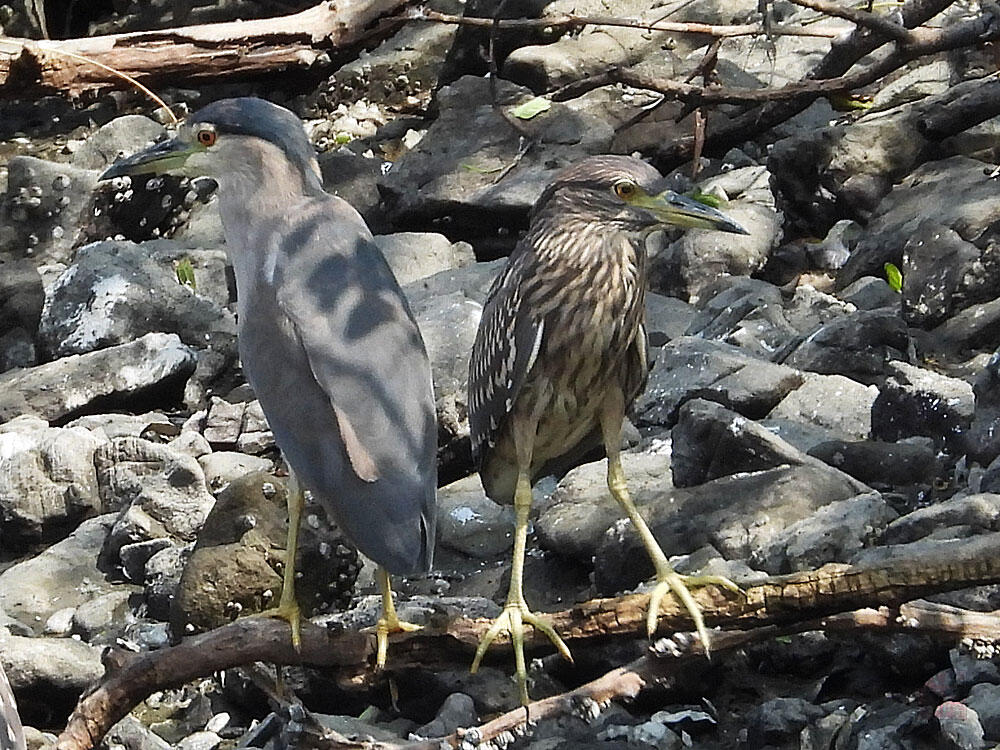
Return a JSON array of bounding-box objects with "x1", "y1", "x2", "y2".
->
[
  {"x1": 470, "y1": 469, "x2": 572, "y2": 706},
  {"x1": 374, "y1": 566, "x2": 422, "y2": 670},
  {"x1": 262, "y1": 474, "x2": 303, "y2": 649},
  {"x1": 601, "y1": 399, "x2": 741, "y2": 652}
]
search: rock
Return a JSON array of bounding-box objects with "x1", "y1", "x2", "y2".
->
[
  {"x1": 436, "y1": 475, "x2": 515, "y2": 558},
  {"x1": 951, "y1": 648, "x2": 1000, "y2": 691},
  {"x1": 413, "y1": 693, "x2": 478, "y2": 737},
  {"x1": 807, "y1": 438, "x2": 940, "y2": 489},
  {"x1": 170, "y1": 430, "x2": 213, "y2": 459},
  {"x1": 119, "y1": 538, "x2": 173, "y2": 583},
  {"x1": 644, "y1": 292, "x2": 696, "y2": 347},
  {"x1": 69, "y1": 115, "x2": 165, "y2": 171},
  {"x1": 935, "y1": 701, "x2": 985, "y2": 750},
  {"x1": 198, "y1": 451, "x2": 272, "y2": 493},
  {"x1": 38, "y1": 239, "x2": 235, "y2": 358},
  {"x1": 751, "y1": 492, "x2": 896, "y2": 574},
  {"x1": 72, "y1": 589, "x2": 134, "y2": 643},
  {"x1": 380, "y1": 76, "x2": 615, "y2": 233},
  {"x1": 200, "y1": 397, "x2": 274, "y2": 454},
  {"x1": 650, "y1": 166, "x2": 781, "y2": 302},
  {"x1": 0, "y1": 415, "x2": 107, "y2": 550},
  {"x1": 768, "y1": 374, "x2": 879, "y2": 440},
  {"x1": 0, "y1": 255, "x2": 44, "y2": 372},
  {"x1": 745, "y1": 697, "x2": 824, "y2": 748},
  {"x1": 0, "y1": 514, "x2": 118, "y2": 633},
  {"x1": 901, "y1": 219, "x2": 984, "y2": 328},
  {"x1": 838, "y1": 276, "x2": 901, "y2": 311},
  {"x1": 633, "y1": 336, "x2": 805, "y2": 429},
  {"x1": 0, "y1": 632, "x2": 103, "y2": 719},
  {"x1": 883, "y1": 494, "x2": 1000, "y2": 545},
  {"x1": 177, "y1": 731, "x2": 223, "y2": 750},
  {"x1": 372, "y1": 233, "x2": 474, "y2": 285},
  {"x1": 928, "y1": 297, "x2": 1000, "y2": 356},
  {"x1": 0, "y1": 156, "x2": 98, "y2": 264},
  {"x1": 104, "y1": 715, "x2": 173, "y2": 750},
  {"x1": 0, "y1": 332, "x2": 197, "y2": 424},
  {"x1": 96, "y1": 437, "x2": 217, "y2": 563},
  {"x1": 870, "y1": 361, "x2": 975, "y2": 451},
  {"x1": 682, "y1": 277, "x2": 785, "y2": 345},
  {"x1": 780, "y1": 310, "x2": 911, "y2": 382},
  {"x1": 171, "y1": 472, "x2": 359, "y2": 634},
  {"x1": 964, "y1": 349, "x2": 1000, "y2": 465},
  {"x1": 143, "y1": 544, "x2": 189, "y2": 622},
  {"x1": 670, "y1": 398, "x2": 867, "y2": 491},
  {"x1": 590, "y1": 463, "x2": 861, "y2": 593},
  {"x1": 536, "y1": 447, "x2": 672, "y2": 562},
  {"x1": 962, "y1": 683, "x2": 1000, "y2": 740},
  {"x1": 65, "y1": 412, "x2": 175, "y2": 440}
]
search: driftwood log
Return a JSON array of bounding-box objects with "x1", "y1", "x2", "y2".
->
[
  {"x1": 54, "y1": 531, "x2": 1000, "y2": 750},
  {"x1": 0, "y1": 0, "x2": 407, "y2": 96}
]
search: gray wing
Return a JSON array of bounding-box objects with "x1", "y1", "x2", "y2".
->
[
  {"x1": 0, "y1": 661, "x2": 25, "y2": 750},
  {"x1": 258, "y1": 197, "x2": 437, "y2": 574},
  {"x1": 468, "y1": 246, "x2": 544, "y2": 466}
]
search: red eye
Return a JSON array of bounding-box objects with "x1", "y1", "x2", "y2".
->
[{"x1": 197, "y1": 129, "x2": 216, "y2": 147}]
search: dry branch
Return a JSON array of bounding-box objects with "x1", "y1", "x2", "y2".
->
[
  {"x1": 54, "y1": 532, "x2": 1000, "y2": 750},
  {"x1": 0, "y1": 0, "x2": 407, "y2": 95}
]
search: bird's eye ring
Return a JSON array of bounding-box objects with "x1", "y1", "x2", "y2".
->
[
  {"x1": 197, "y1": 129, "x2": 216, "y2": 147},
  {"x1": 613, "y1": 180, "x2": 637, "y2": 199}
]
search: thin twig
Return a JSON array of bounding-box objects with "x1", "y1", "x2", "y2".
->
[{"x1": 788, "y1": 0, "x2": 914, "y2": 42}]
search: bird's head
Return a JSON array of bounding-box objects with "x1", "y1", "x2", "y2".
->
[
  {"x1": 100, "y1": 97, "x2": 322, "y2": 193},
  {"x1": 533, "y1": 154, "x2": 748, "y2": 236}
]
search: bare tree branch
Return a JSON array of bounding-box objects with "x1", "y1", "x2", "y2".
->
[{"x1": 787, "y1": 0, "x2": 914, "y2": 42}]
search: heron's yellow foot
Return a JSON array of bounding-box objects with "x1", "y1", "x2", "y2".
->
[
  {"x1": 470, "y1": 600, "x2": 573, "y2": 706},
  {"x1": 260, "y1": 597, "x2": 303, "y2": 651},
  {"x1": 374, "y1": 612, "x2": 422, "y2": 670},
  {"x1": 646, "y1": 564, "x2": 743, "y2": 651}
]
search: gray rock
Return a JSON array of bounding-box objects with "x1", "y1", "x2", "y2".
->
[
  {"x1": 951, "y1": 648, "x2": 1000, "y2": 691},
  {"x1": 644, "y1": 292, "x2": 696, "y2": 347},
  {"x1": 634, "y1": 336, "x2": 805, "y2": 429},
  {"x1": 590, "y1": 463, "x2": 861, "y2": 593},
  {"x1": 96, "y1": 437, "x2": 217, "y2": 563},
  {"x1": 144, "y1": 543, "x2": 189, "y2": 622},
  {"x1": 780, "y1": 310, "x2": 911, "y2": 382},
  {"x1": 38, "y1": 239, "x2": 235, "y2": 358},
  {"x1": 372, "y1": 233, "x2": 474, "y2": 285},
  {"x1": 436, "y1": 475, "x2": 514, "y2": 558},
  {"x1": 119, "y1": 538, "x2": 174, "y2": 583},
  {"x1": 104, "y1": 715, "x2": 173, "y2": 750},
  {"x1": 745, "y1": 697, "x2": 824, "y2": 748},
  {"x1": 64, "y1": 412, "x2": 175, "y2": 441},
  {"x1": 0, "y1": 415, "x2": 107, "y2": 550},
  {"x1": 928, "y1": 297, "x2": 1000, "y2": 356},
  {"x1": 682, "y1": 277, "x2": 785, "y2": 344},
  {"x1": 0, "y1": 255, "x2": 44, "y2": 372},
  {"x1": 0, "y1": 514, "x2": 117, "y2": 633},
  {"x1": 901, "y1": 219, "x2": 983, "y2": 328},
  {"x1": 413, "y1": 692, "x2": 477, "y2": 737},
  {"x1": 380, "y1": 76, "x2": 615, "y2": 230},
  {"x1": 0, "y1": 332, "x2": 197, "y2": 424},
  {"x1": 768, "y1": 374, "x2": 878, "y2": 440},
  {"x1": 884, "y1": 494, "x2": 1000, "y2": 545},
  {"x1": 72, "y1": 589, "x2": 135, "y2": 643},
  {"x1": 536, "y1": 447, "x2": 673, "y2": 562},
  {"x1": 671, "y1": 398, "x2": 867, "y2": 491},
  {"x1": 200, "y1": 397, "x2": 274, "y2": 454},
  {"x1": 964, "y1": 349, "x2": 1000, "y2": 465},
  {"x1": 935, "y1": 701, "x2": 985, "y2": 750},
  {"x1": 751, "y1": 492, "x2": 896, "y2": 574},
  {"x1": 43, "y1": 606, "x2": 76, "y2": 636},
  {"x1": 807, "y1": 438, "x2": 940, "y2": 489},
  {"x1": 177, "y1": 731, "x2": 223, "y2": 750},
  {"x1": 169, "y1": 430, "x2": 213, "y2": 459},
  {"x1": 1, "y1": 631, "x2": 103, "y2": 694},
  {"x1": 838, "y1": 276, "x2": 901, "y2": 311},
  {"x1": 199, "y1": 451, "x2": 272, "y2": 493},
  {"x1": 0, "y1": 156, "x2": 98, "y2": 264},
  {"x1": 871, "y1": 361, "x2": 975, "y2": 451},
  {"x1": 962, "y1": 683, "x2": 1000, "y2": 740},
  {"x1": 836, "y1": 155, "x2": 1000, "y2": 293},
  {"x1": 70, "y1": 115, "x2": 165, "y2": 171}
]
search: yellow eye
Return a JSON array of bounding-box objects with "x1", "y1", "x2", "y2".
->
[
  {"x1": 613, "y1": 180, "x2": 637, "y2": 199},
  {"x1": 197, "y1": 129, "x2": 216, "y2": 147}
]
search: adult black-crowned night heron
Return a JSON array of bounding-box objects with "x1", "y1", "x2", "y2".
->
[
  {"x1": 468, "y1": 155, "x2": 748, "y2": 703},
  {"x1": 101, "y1": 98, "x2": 437, "y2": 667}
]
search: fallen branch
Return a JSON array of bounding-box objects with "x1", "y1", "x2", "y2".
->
[
  {"x1": 0, "y1": 0, "x2": 407, "y2": 96},
  {"x1": 54, "y1": 531, "x2": 1000, "y2": 750},
  {"x1": 786, "y1": 0, "x2": 914, "y2": 42}
]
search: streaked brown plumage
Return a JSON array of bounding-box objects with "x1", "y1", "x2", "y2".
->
[{"x1": 467, "y1": 155, "x2": 748, "y2": 704}]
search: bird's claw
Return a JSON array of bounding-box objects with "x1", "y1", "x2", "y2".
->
[
  {"x1": 260, "y1": 599, "x2": 303, "y2": 651},
  {"x1": 470, "y1": 602, "x2": 573, "y2": 706},
  {"x1": 370, "y1": 615, "x2": 422, "y2": 671},
  {"x1": 646, "y1": 570, "x2": 742, "y2": 653}
]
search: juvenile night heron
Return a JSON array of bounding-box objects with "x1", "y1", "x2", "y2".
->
[
  {"x1": 468, "y1": 155, "x2": 748, "y2": 703},
  {"x1": 102, "y1": 98, "x2": 437, "y2": 667}
]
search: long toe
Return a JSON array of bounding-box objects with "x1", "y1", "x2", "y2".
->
[
  {"x1": 260, "y1": 600, "x2": 303, "y2": 651},
  {"x1": 374, "y1": 616, "x2": 423, "y2": 670}
]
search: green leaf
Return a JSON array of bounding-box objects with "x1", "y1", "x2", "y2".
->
[
  {"x1": 175, "y1": 258, "x2": 197, "y2": 291},
  {"x1": 689, "y1": 190, "x2": 724, "y2": 209},
  {"x1": 510, "y1": 96, "x2": 551, "y2": 120},
  {"x1": 884, "y1": 262, "x2": 903, "y2": 292}
]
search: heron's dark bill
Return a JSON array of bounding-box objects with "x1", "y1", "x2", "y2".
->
[
  {"x1": 635, "y1": 188, "x2": 750, "y2": 235},
  {"x1": 100, "y1": 138, "x2": 197, "y2": 180}
]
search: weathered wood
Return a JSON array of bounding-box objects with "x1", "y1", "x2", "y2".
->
[
  {"x1": 0, "y1": 0, "x2": 406, "y2": 96},
  {"x1": 54, "y1": 532, "x2": 1000, "y2": 750}
]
